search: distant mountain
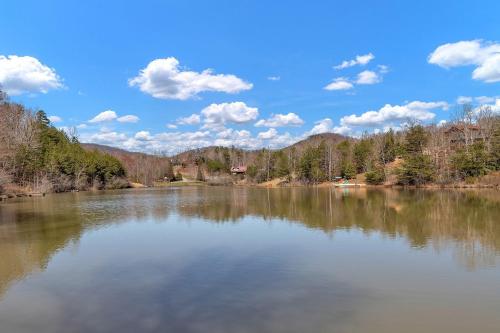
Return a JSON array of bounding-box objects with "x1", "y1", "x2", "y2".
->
[
  {"x1": 83, "y1": 133, "x2": 348, "y2": 163},
  {"x1": 82, "y1": 143, "x2": 146, "y2": 156},
  {"x1": 82, "y1": 132, "x2": 349, "y2": 177},
  {"x1": 285, "y1": 133, "x2": 347, "y2": 153}
]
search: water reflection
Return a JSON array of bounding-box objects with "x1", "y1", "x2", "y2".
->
[
  {"x1": 0, "y1": 187, "x2": 499, "y2": 333},
  {"x1": 1, "y1": 187, "x2": 499, "y2": 296},
  {"x1": 176, "y1": 187, "x2": 500, "y2": 269}
]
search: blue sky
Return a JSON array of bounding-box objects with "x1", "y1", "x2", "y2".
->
[{"x1": 1, "y1": 0, "x2": 499, "y2": 154}]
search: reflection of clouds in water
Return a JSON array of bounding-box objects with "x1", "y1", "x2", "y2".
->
[
  {"x1": 2, "y1": 247, "x2": 367, "y2": 333},
  {"x1": 0, "y1": 188, "x2": 499, "y2": 332}
]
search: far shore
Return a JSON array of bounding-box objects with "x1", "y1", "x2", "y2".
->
[{"x1": 2, "y1": 176, "x2": 499, "y2": 202}]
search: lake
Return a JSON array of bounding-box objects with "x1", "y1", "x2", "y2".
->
[{"x1": 0, "y1": 187, "x2": 499, "y2": 333}]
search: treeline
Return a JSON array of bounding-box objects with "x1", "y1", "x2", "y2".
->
[
  {"x1": 175, "y1": 105, "x2": 499, "y2": 186},
  {"x1": 83, "y1": 144, "x2": 178, "y2": 186},
  {"x1": 236, "y1": 105, "x2": 500, "y2": 185},
  {"x1": 0, "y1": 91, "x2": 128, "y2": 194}
]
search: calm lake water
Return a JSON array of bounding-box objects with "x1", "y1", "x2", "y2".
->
[{"x1": 0, "y1": 187, "x2": 499, "y2": 333}]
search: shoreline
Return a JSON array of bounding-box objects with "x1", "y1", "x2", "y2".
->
[
  {"x1": 0, "y1": 179, "x2": 500, "y2": 203},
  {"x1": 2, "y1": 180, "x2": 498, "y2": 202}
]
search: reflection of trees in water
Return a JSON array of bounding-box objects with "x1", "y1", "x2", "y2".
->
[
  {"x1": 0, "y1": 196, "x2": 85, "y2": 297},
  {"x1": 0, "y1": 190, "x2": 176, "y2": 298},
  {"x1": 177, "y1": 187, "x2": 500, "y2": 270},
  {"x1": 1, "y1": 187, "x2": 498, "y2": 297}
]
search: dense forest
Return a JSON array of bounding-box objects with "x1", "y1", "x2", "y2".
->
[
  {"x1": 0, "y1": 90, "x2": 128, "y2": 194},
  {"x1": 182, "y1": 105, "x2": 500, "y2": 186},
  {"x1": 82, "y1": 144, "x2": 178, "y2": 186}
]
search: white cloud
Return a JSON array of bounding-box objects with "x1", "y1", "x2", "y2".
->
[
  {"x1": 457, "y1": 95, "x2": 498, "y2": 105},
  {"x1": 0, "y1": 55, "x2": 64, "y2": 95},
  {"x1": 475, "y1": 96, "x2": 496, "y2": 104},
  {"x1": 166, "y1": 123, "x2": 178, "y2": 129},
  {"x1": 81, "y1": 124, "x2": 301, "y2": 154},
  {"x1": 356, "y1": 70, "x2": 381, "y2": 85},
  {"x1": 257, "y1": 128, "x2": 278, "y2": 139},
  {"x1": 48, "y1": 115, "x2": 62, "y2": 123},
  {"x1": 134, "y1": 131, "x2": 153, "y2": 141},
  {"x1": 438, "y1": 120, "x2": 447, "y2": 127},
  {"x1": 86, "y1": 131, "x2": 128, "y2": 144},
  {"x1": 213, "y1": 129, "x2": 260, "y2": 150},
  {"x1": 308, "y1": 118, "x2": 333, "y2": 135},
  {"x1": 457, "y1": 96, "x2": 473, "y2": 104},
  {"x1": 117, "y1": 115, "x2": 140, "y2": 123},
  {"x1": 128, "y1": 57, "x2": 253, "y2": 100},
  {"x1": 88, "y1": 111, "x2": 139, "y2": 124},
  {"x1": 473, "y1": 53, "x2": 500, "y2": 82},
  {"x1": 89, "y1": 110, "x2": 118, "y2": 123},
  {"x1": 332, "y1": 125, "x2": 353, "y2": 136},
  {"x1": 334, "y1": 53, "x2": 374, "y2": 70},
  {"x1": 326, "y1": 65, "x2": 387, "y2": 91},
  {"x1": 255, "y1": 112, "x2": 304, "y2": 127},
  {"x1": 267, "y1": 76, "x2": 280, "y2": 81},
  {"x1": 378, "y1": 65, "x2": 389, "y2": 73},
  {"x1": 201, "y1": 102, "x2": 259, "y2": 129},
  {"x1": 340, "y1": 101, "x2": 448, "y2": 127},
  {"x1": 177, "y1": 114, "x2": 201, "y2": 125},
  {"x1": 76, "y1": 123, "x2": 87, "y2": 129},
  {"x1": 324, "y1": 77, "x2": 353, "y2": 91},
  {"x1": 479, "y1": 98, "x2": 500, "y2": 114},
  {"x1": 303, "y1": 118, "x2": 353, "y2": 137},
  {"x1": 428, "y1": 40, "x2": 500, "y2": 82}
]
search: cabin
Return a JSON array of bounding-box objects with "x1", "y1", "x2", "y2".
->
[
  {"x1": 444, "y1": 124, "x2": 482, "y2": 149},
  {"x1": 230, "y1": 165, "x2": 247, "y2": 174}
]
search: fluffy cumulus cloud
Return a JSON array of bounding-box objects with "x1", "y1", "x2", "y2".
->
[
  {"x1": 48, "y1": 115, "x2": 62, "y2": 123},
  {"x1": 308, "y1": 118, "x2": 333, "y2": 135},
  {"x1": 85, "y1": 129, "x2": 128, "y2": 145},
  {"x1": 255, "y1": 112, "x2": 304, "y2": 127},
  {"x1": 326, "y1": 65, "x2": 387, "y2": 91},
  {"x1": 80, "y1": 124, "x2": 300, "y2": 154},
  {"x1": 89, "y1": 110, "x2": 117, "y2": 123},
  {"x1": 324, "y1": 77, "x2": 353, "y2": 90},
  {"x1": 304, "y1": 118, "x2": 352, "y2": 137},
  {"x1": 340, "y1": 101, "x2": 448, "y2": 127},
  {"x1": 134, "y1": 131, "x2": 153, "y2": 141},
  {"x1": 177, "y1": 114, "x2": 201, "y2": 125},
  {"x1": 334, "y1": 53, "x2": 374, "y2": 70},
  {"x1": 356, "y1": 70, "x2": 381, "y2": 84},
  {"x1": 89, "y1": 110, "x2": 139, "y2": 124},
  {"x1": 0, "y1": 55, "x2": 64, "y2": 95},
  {"x1": 257, "y1": 128, "x2": 278, "y2": 139},
  {"x1": 128, "y1": 57, "x2": 253, "y2": 100},
  {"x1": 201, "y1": 102, "x2": 259, "y2": 129},
  {"x1": 428, "y1": 40, "x2": 500, "y2": 82},
  {"x1": 117, "y1": 115, "x2": 140, "y2": 123}
]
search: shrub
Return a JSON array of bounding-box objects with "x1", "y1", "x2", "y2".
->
[
  {"x1": 365, "y1": 168, "x2": 385, "y2": 185},
  {"x1": 451, "y1": 142, "x2": 489, "y2": 179},
  {"x1": 397, "y1": 155, "x2": 435, "y2": 185}
]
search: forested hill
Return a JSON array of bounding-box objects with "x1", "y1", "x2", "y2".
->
[
  {"x1": 81, "y1": 143, "x2": 174, "y2": 186},
  {"x1": 0, "y1": 93, "x2": 128, "y2": 194}
]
